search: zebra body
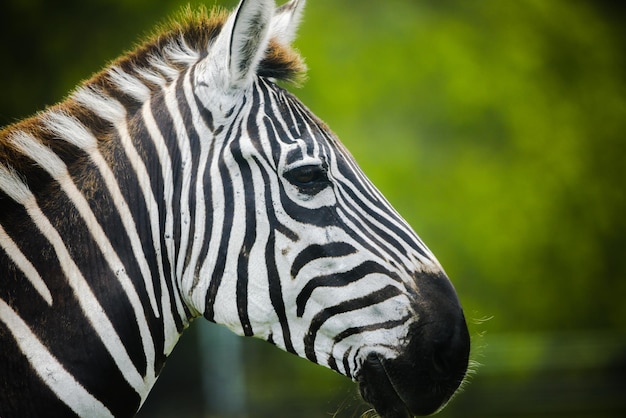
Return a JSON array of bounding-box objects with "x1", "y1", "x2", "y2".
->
[{"x1": 0, "y1": 1, "x2": 470, "y2": 417}]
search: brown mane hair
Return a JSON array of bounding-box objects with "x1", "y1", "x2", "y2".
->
[{"x1": 0, "y1": 4, "x2": 306, "y2": 178}]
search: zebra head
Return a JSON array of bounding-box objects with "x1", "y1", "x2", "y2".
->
[{"x1": 182, "y1": 0, "x2": 470, "y2": 416}]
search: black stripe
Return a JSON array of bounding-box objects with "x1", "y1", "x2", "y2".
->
[
  {"x1": 253, "y1": 152, "x2": 296, "y2": 353},
  {"x1": 136, "y1": 109, "x2": 185, "y2": 330},
  {"x1": 287, "y1": 96, "x2": 430, "y2": 261},
  {"x1": 286, "y1": 96, "x2": 322, "y2": 157},
  {"x1": 192, "y1": 133, "x2": 217, "y2": 286},
  {"x1": 258, "y1": 81, "x2": 295, "y2": 165},
  {"x1": 104, "y1": 128, "x2": 172, "y2": 346},
  {"x1": 342, "y1": 346, "x2": 354, "y2": 379},
  {"x1": 290, "y1": 242, "x2": 357, "y2": 279},
  {"x1": 0, "y1": 210, "x2": 141, "y2": 416},
  {"x1": 203, "y1": 100, "x2": 247, "y2": 321},
  {"x1": 347, "y1": 190, "x2": 426, "y2": 259},
  {"x1": 232, "y1": 118, "x2": 256, "y2": 337},
  {"x1": 0, "y1": 320, "x2": 77, "y2": 417},
  {"x1": 203, "y1": 122, "x2": 239, "y2": 322},
  {"x1": 176, "y1": 72, "x2": 201, "y2": 277},
  {"x1": 304, "y1": 285, "x2": 402, "y2": 363},
  {"x1": 151, "y1": 91, "x2": 184, "y2": 266},
  {"x1": 191, "y1": 63, "x2": 215, "y2": 133},
  {"x1": 296, "y1": 260, "x2": 400, "y2": 317},
  {"x1": 277, "y1": 184, "x2": 339, "y2": 226},
  {"x1": 329, "y1": 316, "x2": 415, "y2": 375},
  {"x1": 332, "y1": 313, "x2": 413, "y2": 347},
  {"x1": 265, "y1": 227, "x2": 295, "y2": 353},
  {"x1": 334, "y1": 165, "x2": 430, "y2": 260}
]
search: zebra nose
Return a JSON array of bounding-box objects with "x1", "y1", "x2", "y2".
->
[
  {"x1": 388, "y1": 314, "x2": 469, "y2": 416},
  {"x1": 358, "y1": 274, "x2": 470, "y2": 417},
  {"x1": 430, "y1": 314, "x2": 470, "y2": 379}
]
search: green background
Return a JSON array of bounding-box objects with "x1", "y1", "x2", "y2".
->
[{"x1": 2, "y1": 0, "x2": 625, "y2": 417}]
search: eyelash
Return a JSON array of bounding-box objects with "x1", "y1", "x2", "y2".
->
[{"x1": 284, "y1": 164, "x2": 329, "y2": 194}]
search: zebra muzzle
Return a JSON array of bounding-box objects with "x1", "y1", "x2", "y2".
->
[{"x1": 357, "y1": 280, "x2": 470, "y2": 417}]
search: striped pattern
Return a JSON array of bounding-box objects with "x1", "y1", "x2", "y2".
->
[{"x1": 0, "y1": 1, "x2": 456, "y2": 417}]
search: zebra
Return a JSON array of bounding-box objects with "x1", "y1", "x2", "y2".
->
[{"x1": 0, "y1": 0, "x2": 470, "y2": 417}]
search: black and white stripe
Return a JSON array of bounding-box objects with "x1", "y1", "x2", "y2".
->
[{"x1": 0, "y1": 1, "x2": 470, "y2": 417}]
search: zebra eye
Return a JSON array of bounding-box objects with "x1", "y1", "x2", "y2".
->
[{"x1": 284, "y1": 164, "x2": 329, "y2": 193}]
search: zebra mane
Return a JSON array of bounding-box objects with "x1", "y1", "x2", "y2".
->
[
  {"x1": 111, "y1": 5, "x2": 306, "y2": 86},
  {"x1": 0, "y1": 5, "x2": 306, "y2": 131},
  {"x1": 0, "y1": 4, "x2": 306, "y2": 168}
]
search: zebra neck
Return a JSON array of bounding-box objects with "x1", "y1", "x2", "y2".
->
[{"x1": 0, "y1": 105, "x2": 192, "y2": 415}]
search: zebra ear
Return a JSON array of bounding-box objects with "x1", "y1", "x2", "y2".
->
[
  {"x1": 226, "y1": 0, "x2": 274, "y2": 87},
  {"x1": 270, "y1": 0, "x2": 306, "y2": 45}
]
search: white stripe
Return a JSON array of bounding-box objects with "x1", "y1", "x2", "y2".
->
[
  {"x1": 327, "y1": 145, "x2": 438, "y2": 270},
  {"x1": 180, "y1": 70, "x2": 210, "y2": 305},
  {"x1": 74, "y1": 87, "x2": 187, "y2": 355},
  {"x1": 193, "y1": 130, "x2": 229, "y2": 314},
  {"x1": 72, "y1": 87, "x2": 184, "y2": 356},
  {"x1": 135, "y1": 66, "x2": 169, "y2": 87},
  {"x1": 140, "y1": 97, "x2": 189, "y2": 352},
  {"x1": 19, "y1": 195, "x2": 145, "y2": 395},
  {"x1": 0, "y1": 298, "x2": 114, "y2": 417},
  {"x1": 211, "y1": 137, "x2": 247, "y2": 332},
  {"x1": 148, "y1": 54, "x2": 181, "y2": 80},
  {"x1": 161, "y1": 80, "x2": 194, "y2": 283},
  {"x1": 142, "y1": 101, "x2": 176, "y2": 272},
  {"x1": 117, "y1": 119, "x2": 184, "y2": 355},
  {"x1": 0, "y1": 163, "x2": 32, "y2": 208},
  {"x1": 163, "y1": 38, "x2": 199, "y2": 65},
  {"x1": 193, "y1": 157, "x2": 226, "y2": 314},
  {"x1": 335, "y1": 185, "x2": 437, "y2": 272},
  {"x1": 73, "y1": 86, "x2": 126, "y2": 123},
  {"x1": 0, "y1": 224, "x2": 53, "y2": 305},
  {"x1": 44, "y1": 111, "x2": 160, "y2": 318},
  {"x1": 108, "y1": 67, "x2": 151, "y2": 102},
  {"x1": 8, "y1": 132, "x2": 151, "y2": 394}
]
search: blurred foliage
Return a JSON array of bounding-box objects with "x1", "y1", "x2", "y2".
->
[
  {"x1": 295, "y1": 0, "x2": 626, "y2": 335},
  {"x1": 2, "y1": 0, "x2": 625, "y2": 417}
]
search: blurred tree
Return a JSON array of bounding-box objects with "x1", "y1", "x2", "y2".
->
[{"x1": 294, "y1": 0, "x2": 626, "y2": 334}]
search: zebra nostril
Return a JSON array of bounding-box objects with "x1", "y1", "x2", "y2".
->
[
  {"x1": 429, "y1": 316, "x2": 471, "y2": 381},
  {"x1": 432, "y1": 345, "x2": 450, "y2": 375}
]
